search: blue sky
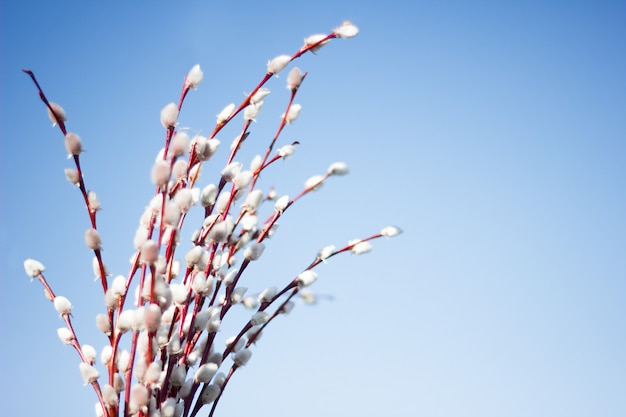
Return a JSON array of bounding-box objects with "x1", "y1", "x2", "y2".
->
[{"x1": 1, "y1": 1, "x2": 625, "y2": 416}]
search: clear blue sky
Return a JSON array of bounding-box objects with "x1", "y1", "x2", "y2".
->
[{"x1": 1, "y1": 1, "x2": 625, "y2": 416}]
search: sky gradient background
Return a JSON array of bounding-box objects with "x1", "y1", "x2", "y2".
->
[{"x1": 1, "y1": 1, "x2": 625, "y2": 416}]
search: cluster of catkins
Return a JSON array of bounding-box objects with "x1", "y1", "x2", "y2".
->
[{"x1": 23, "y1": 22, "x2": 401, "y2": 417}]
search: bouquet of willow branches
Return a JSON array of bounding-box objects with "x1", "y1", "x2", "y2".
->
[{"x1": 22, "y1": 22, "x2": 401, "y2": 417}]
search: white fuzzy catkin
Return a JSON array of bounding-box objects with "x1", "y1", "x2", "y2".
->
[
  {"x1": 194, "y1": 136, "x2": 220, "y2": 161},
  {"x1": 101, "y1": 384, "x2": 118, "y2": 406},
  {"x1": 243, "y1": 189, "x2": 263, "y2": 211},
  {"x1": 240, "y1": 213, "x2": 258, "y2": 232},
  {"x1": 284, "y1": 103, "x2": 301, "y2": 123},
  {"x1": 160, "y1": 103, "x2": 179, "y2": 128},
  {"x1": 130, "y1": 383, "x2": 149, "y2": 408},
  {"x1": 64, "y1": 132, "x2": 83, "y2": 156},
  {"x1": 23, "y1": 258, "x2": 45, "y2": 277},
  {"x1": 117, "y1": 350, "x2": 131, "y2": 373},
  {"x1": 170, "y1": 131, "x2": 189, "y2": 157},
  {"x1": 100, "y1": 345, "x2": 112, "y2": 366},
  {"x1": 250, "y1": 88, "x2": 270, "y2": 104},
  {"x1": 144, "y1": 361, "x2": 162, "y2": 385},
  {"x1": 172, "y1": 159, "x2": 188, "y2": 181},
  {"x1": 79, "y1": 362, "x2": 100, "y2": 385},
  {"x1": 259, "y1": 286, "x2": 277, "y2": 303},
  {"x1": 200, "y1": 384, "x2": 221, "y2": 404},
  {"x1": 281, "y1": 301, "x2": 295, "y2": 315},
  {"x1": 300, "y1": 290, "x2": 318, "y2": 304},
  {"x1": 64, "y1": 168, "x2": 80, "y2": 185},
  {"x1": 317, "y1": 245, "x2": 336, "y2": 261},
  {"x1": 192, "y1": 271, "x2": 209, "y2": 296},
  {"x1": 225, "y1": 335, "x2": 246, "y2": 353},
  {"x1": 233, "y1": 348, "x2": 252, "y2": 366},
  {"x1": 151, "y1": 160, "x2": 171, "y2": 188},
  {"x1": 235, "y1": 170, "x2": 253, "y2": 191},
  {"x1": 305, "y1": 175, "x2": 324, "y2": 191},
  {"x1": 297, "y1": 270, "x2": 318, "y2": 288},
  {"x1": 246, "y1": 325, "x2": 263, "y2": 343},
  {"x1": 53, "y1": 296, "x2": 72, "y2": 316},
  {"x1": 334, "y1": 21, "x2": 359, "y2": 38},
  {"x1": 278, "y1": 144, "x2": 296, "y2": 159},
  {"x1": 185, "y1": 64, "x2": 204, "y2": 88},
  {"x1": 111, "y1": 275, "x2": 126, "y2": 297},
  {"x1": 246, "y1": 153, "x2": 260, "y2": 172},
  {"x1": 47, "y1": 102, "x2": 66, "y2": 126},
  {"x1": 140, "y1": 240, "x2": 159, "y2": 265},
  {"x1": 251, "y1": 311, "x2": 269, "y2": 326},
  {"x1": 213, "y1": 372, "x2": 226, "y2": 387},
  {"x1": 200, "y1": 183, "x2": 218, "y2": 207},
  {"x1": 286, "y1": 67, "x2": 304, "y2": 90},
  {"x1": 169, "y1": 365, "x2": 185, "y2": 387},
  {"x1": 274, "y1": 195, "x2": 289, "y2": 212},
  {"x1": 327, "y1": 161, "x2": 349, "y2": 176},
  {"x1": 57, "y1": 327, "x2": 74, "y2": 344},
  {"x1": 162, "y1": 202, "x2": 181, "y2": 227},
  {"x1": 96, "y1": 314, "x2": 111, "y2": 335},
  {"x1": 87, "y1": 190, "x2": 101, "y2": 213},
  {"x1": 104, "y1": 289, "x2": 118, "y2": 310},
  {"x1": 185, "y1": 246, "x2": 203, "y2": 267},
  {"x1": 84, "y1": 228, "x2": 102, "y2": 250},
  {"x1": 243, "y1": 101, "x2": 263, "y2": 122},
  {"x1": 230, "y1": 287, "x2": 247, "y2": 304},
  {"x1": 350, "y1": 240, "x2": 373, "y2": 255},
  {"x1": 241, "y1": 296, "x2": 259, "y2": 309},
  {"x1": 194, "y1": 363, "x2": 218, "y2": 383},
  {"x1": 143, "y1": 304, "x2": 162, "y2": 332},
  {"x1": 116, "y1": 309, "x2": 134, "y2": 334},
  {"x1": 208, "y1": 217, "x2": 233, "y2": 242},
  {"x1": 161, "y1": 398, "x2": 177, "y2": 417},
  {"x1": 82, "y1": 344, "x2": 97, "y2": 365},
  {"x1": 217, "y1": 103, "x2": 235, "y2": 124},
  {"x1": 170, "y1": 283, "x2": 187, "y2": 307},
  {"x1": 267, "y1": 55, "x2": 291, "y2": 74},
  {"x1": 207, "y1": 315, "x2": 221, "y2": 333},
  {"x1": 221, "y1": 162, "x2": 242, "y2": 183},
  {"x1": 304, "y1": 33, "x2": 329, "y2": 52},
  {"x1": 113, "y1": 374, "x2": 125, "y2": 393},
  {"x1": 244, "y1": 243, "x2": 265, "y2": 261},
  {"x1": 92, "y1": 256, "x2": 109, "y2": 279},
  {"x1": 381, "y1": 225, "x2": 403, "y2": 237}
]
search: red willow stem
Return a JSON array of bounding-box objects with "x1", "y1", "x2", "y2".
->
[
  {"x1": 186, "y1": 35, "x2": 334, "y2": 239},
  {"x1": 123, "y1": 330, "x2": 140, "y2": 417},
  {"x1": 106, "y1": 244, "x2": 141, "y2": 384},
  {"x1": 163, "y1": 84, "x2": 190, "y2": 159},
  {"x1": 226, "y1": 121, "x2": 252, "y2": 166},
  {"x1": 200, "y1": 288, "x2": 298, "y2": 417},
  {"x1": 35, "y1": 273, "x2": 56, "y2": 300},
  {"x1": 25, "y1": 26, "x2": 361, "y2": 417},
  {"x1": 23, "y1": 69, "x2": 109, "y2": 294},
  {"x1": 194, "y1": 232, "x2": 385, "y2": 416},
  {"x1": 203, "y1": 366, "x2": 238, "y2": 417},
  {"x1": 216, "y1": 230, "x2": 387, "y2": 379},
  {"x1": 22, "y1": 69, "x2": 68, "y2": 135},
  {"x1": 254, "y1": 174, "x2": 327, "y2": 244},
  {"x1": 253, "y1": 71, "x2": 306, "y2": 181},
  {"x1": 206, "y1": 33, "x2": 334, "y2": 142},
  {"x1": 110, "y1": 79, "x2": 194, "y2": 416},
  {"x1": 33, "y1": 271, "x2": 111, "y2": 417},
  {"x1": 208, "y1": 73, "x2": 272, "y2": 140},
  {"x1": 186, "y1": 159, "x2": 340, "y2": 415}
]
